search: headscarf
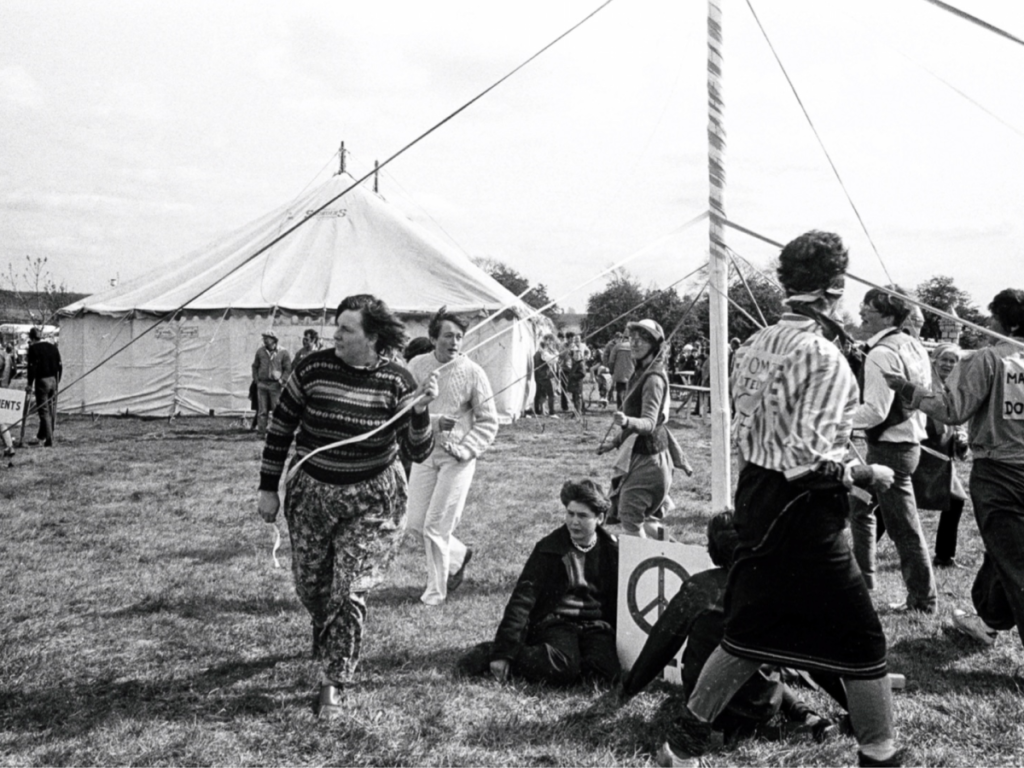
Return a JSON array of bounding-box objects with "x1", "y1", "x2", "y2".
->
[{"x1": 930, "y1": 342, "x2": 961, "y2": 382}]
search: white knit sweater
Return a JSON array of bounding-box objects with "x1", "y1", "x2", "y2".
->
[{"x1": 407, "y1": 352, "x2": 499, "y2": 459}]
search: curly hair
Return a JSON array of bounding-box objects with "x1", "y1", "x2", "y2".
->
[
  {"x1": 427, "y1": 306, "x2": 468, "y2": 340},
  {"x1": 706, "y1": 511, "x2": 739, "y2": 568},
  {"x1": 559, "y1": 478, "x2": 611, "y2": 519},
  {"x1": 335, "y1": 294, "x2": 408, "y2": 357},
  {"x1": 777, "y1": 230, "x2": 849, "y2": 296},
  {"x1": 989, "y1": 289, "x2": 1024, "y2": 336},
  {"x1": 862, "y1": 285, "x2": 912, "y2": 325}
]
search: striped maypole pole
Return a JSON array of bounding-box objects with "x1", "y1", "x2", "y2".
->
[{"x1": 707, "y1": 0, "x2": 732, "y2": 512}]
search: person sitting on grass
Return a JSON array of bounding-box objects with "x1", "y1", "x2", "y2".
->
[
  {"x1": 615, "y1": 512, "x2": 839, "y2": 762},
  {"x1": 457, "y1": 478, "x2": 620, "y2": 686}
]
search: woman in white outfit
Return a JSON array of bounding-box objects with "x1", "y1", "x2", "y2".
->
[{"x1": 406, "y1": 308, "x2": 499, "y2": 606}]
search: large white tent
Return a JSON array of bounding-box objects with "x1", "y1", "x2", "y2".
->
[{"x1": 58, "y1": 172, "x2": 539, "y2": 421}]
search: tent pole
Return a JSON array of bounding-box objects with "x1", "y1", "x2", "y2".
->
[{"x1": 707, "y1": 0, "x2": 732, "y2": 513}]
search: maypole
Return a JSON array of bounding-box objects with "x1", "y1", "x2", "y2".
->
[{"x1": 707, "y1": 0, "x2": 732, "y2": 512}]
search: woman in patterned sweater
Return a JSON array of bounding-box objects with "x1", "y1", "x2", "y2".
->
[{"x1": 257, "y1": 294, "x2": 438, "y2": 719}]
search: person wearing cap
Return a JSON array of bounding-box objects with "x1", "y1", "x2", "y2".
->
[
  {"x1": 884, "y1": 288, "x2": 1024, "y2": 651},
  {"x1": 658, "y1": 231, "x2": 902, "y2": 767},
  {"x1": 851, "y1": 287, "x2": 936, "y2": 612},
  {"x1": 251, "y1": 330, "x2": 292, "y2": 437},
  {"x1": 597, "y1": 318, "x2": 673, "y2": 538}
]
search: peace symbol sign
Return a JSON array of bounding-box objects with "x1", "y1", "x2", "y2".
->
[{"x1": 626, "y1": 556, "x2": 691, "y2": 634}]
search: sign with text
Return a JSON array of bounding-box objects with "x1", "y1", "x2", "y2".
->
[
  {"x1": 616, "y1": 536, "x2": 713, "y2": 685},
  {"x1": 0, "y1": 387, "x2": 26, "y2": 425}
]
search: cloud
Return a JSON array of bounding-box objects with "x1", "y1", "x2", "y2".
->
[
  {"x1": 1, "y1": 189, "x2": 194, "y2": 217},
  {"x1": 0, "y1": 65, "x2": 44, "y2": 108}
]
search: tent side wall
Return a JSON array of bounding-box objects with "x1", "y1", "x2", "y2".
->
[{"x1": 60, "y1": 311, "x2": 536, "y2": 421}]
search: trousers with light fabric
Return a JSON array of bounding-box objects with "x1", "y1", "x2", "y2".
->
[
  {"x1": 406, "y1": 447, "x2": 476, "y2": 605},
  {"x1": 284, "y1": 460, "x2": 408, "y2": 685}
]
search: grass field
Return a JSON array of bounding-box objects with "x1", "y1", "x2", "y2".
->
[{"x1": 2, "y1": 411, "x2": 1023, "y2": 766}]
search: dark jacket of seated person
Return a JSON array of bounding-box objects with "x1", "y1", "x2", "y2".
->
[{"x1": 489, "y1": 481, "x2": 620, "y2": 686}]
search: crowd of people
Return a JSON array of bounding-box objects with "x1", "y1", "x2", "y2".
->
[{"x1": 251, "y1": 230, "x2": 1024, "y2": 766}]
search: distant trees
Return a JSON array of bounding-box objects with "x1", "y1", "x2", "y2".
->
[
  {"x1": 474, "y1": 258, "x2": 559, "y2": 319},
  {"x1": 915, "y1": 275, "x2": 988, "y2": 349},
  {"x1": 1, "y1": 256, "x2": 75, "y2": 325},
  {"x1": 583, "y1": 263, "x2": 786, "y2": 351}
]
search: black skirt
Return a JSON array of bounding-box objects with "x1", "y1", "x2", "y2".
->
[{"x1": 721, "y1": 463, "x2": 887, "y2": 679}]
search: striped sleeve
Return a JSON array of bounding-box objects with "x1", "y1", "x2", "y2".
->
[{"x1": 259, "y1": 364, "x2": 307, "y2": 490}]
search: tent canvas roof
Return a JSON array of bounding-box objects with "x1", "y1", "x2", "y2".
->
[{"x1": 62, "y1": 172, "x2": 524, "y2": 317}]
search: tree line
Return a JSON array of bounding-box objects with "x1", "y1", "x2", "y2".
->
[{"x1": 479, "y1": 258, "x2": 990, "y2": 350}]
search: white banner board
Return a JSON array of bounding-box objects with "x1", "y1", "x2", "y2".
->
[
  {"x1": 0, "y1": 387, "x2": 25, "y2": 426},
  {"x1": 616, "y1": 536, "x2": 713, "y2": 685}
]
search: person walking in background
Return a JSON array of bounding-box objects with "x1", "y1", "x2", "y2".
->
[
  {"x1": 885, "y1": 288, "x2": 1024, "y2": 650},
  {"x1": 406, "y1": 307, "x2": 499, "y2": 606},
  {"x1": 911, "y1": 343, "x2": 969, "y2": 569},
  {"x1": 25, "y1": 327, "x2": 61, "y2": 447},
  {"x1": 565, "y1": 335, "x2": 589, "y2": 415},
  {"x1": 251, "y1": 330, "x2": 292, "y2": 437},
  {"x1": 851, "y1": 287, "x2": 936, "y2": 613},
  {"x1": 533, "y1": 335, "x2": 558, "y2": 417},
  {"x1": 598, "y1": 319, "x2": 673, "y2": 539},
  {"x1": 661, "y1": 230, "x2": 900, "y2": 768},
  {"x1": 292, "y1": 328, "x2": 321, "y2": 369},
  {"x1": 609, "y1": 332, "x2": 635, "y2": 408},
  {"x1": 257, "y1": 294, "x2": 438, "y2": 719}
]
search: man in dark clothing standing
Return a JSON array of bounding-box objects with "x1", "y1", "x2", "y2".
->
[{"x1": 26, "y1": 327, "x2": 62, "y2": 447}]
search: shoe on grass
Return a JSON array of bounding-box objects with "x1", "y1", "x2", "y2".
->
[
  {"x1": 317, "y1": 683, "x2": 344, "y2": 720},
  {"x1": 952, "y1": 609, "x2": 997, "y2": 646},
  {"x1": 455, "y1": 641, "x2": 493, "y2": 677},
  {"x1": 656, "y1": 741, "x2": 706, "y2": 768},
  {"x1": 858, "y1": 747, "x2": 906, "y2": 766},
  {"x1": 933, "y1": 556, "x2": 963, "y2": 569},
  {"x1": 447, "y1": 548, "x2": 473, "y2": 593}
]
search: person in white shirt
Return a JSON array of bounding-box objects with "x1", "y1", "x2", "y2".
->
[
  {"x1": 851, "y1": 287, "x2": 936, "y2": 613},
  {"x1": 406, "y1": 308, "x2": 499, "y2": 606}
]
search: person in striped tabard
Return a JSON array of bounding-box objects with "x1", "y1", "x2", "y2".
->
[{"x1": 656, "y1": 231, "x2": 905, "y2": 768}]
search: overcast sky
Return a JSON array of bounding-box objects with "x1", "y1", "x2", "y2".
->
[{"x1": 2, "y1": 0, "x2": 1023, "y2": 318}]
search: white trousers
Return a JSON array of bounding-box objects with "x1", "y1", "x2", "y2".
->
[{"x1": 406, "y1": 449, "x2": 477, "y2": 605}]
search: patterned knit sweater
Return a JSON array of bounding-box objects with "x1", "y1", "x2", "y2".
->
[
  {"x1": 259, "y1": 349, "x2": 433, "y2": 490},
  {"x1": 406, "y1": 353, "x2": 498, "y2": 459}
]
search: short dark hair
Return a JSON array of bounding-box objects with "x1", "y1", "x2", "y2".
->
[
  {"x1": 706, "y1": 511, "x2": 739, "y2": 568},
  {"x1": 989, "y1": 289, "x2": 1024, "y2": 336},
  {"x1": 28, "y1": 327, "x2": 42, "y2": 341},
  {"x1": 777, "y1": 230, "x2": 849, "y2": 296},
  {"x1": 560, "y1": 478, "x2": 611, "y2": 519},
  {"x1": 403, "y1": 336, "x2": 435, "y2": 362},
  {"x1": 336, "y1": 294, "x2": 408, "y2": 357},
  {"x1": 303, "y1": 328, "x2": 319, "y2": 341},
  {"x1": 427, "y1": 306, "x2": 467, "y2": 340},
  {"x1": 863, "y1": 285, "x2": 912, "y2": 325}
]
